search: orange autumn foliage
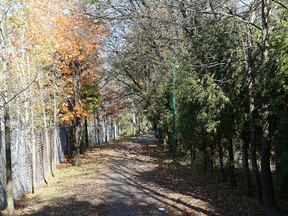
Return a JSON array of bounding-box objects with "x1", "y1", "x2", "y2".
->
[{"x1": 26, "y1": 0, "x2": 108, "y2": 124}]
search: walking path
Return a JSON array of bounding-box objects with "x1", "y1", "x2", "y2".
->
[
  {"x1": 12, "y1": 134, "x2": 254, "y2": 216},
  {"x1": 106, "y1": 136, "x2": 167, "y2": 215},
  {"x1": 103, "y1": 135, "x2": 216, "y2": 216}
]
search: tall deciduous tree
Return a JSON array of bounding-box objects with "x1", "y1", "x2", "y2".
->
[
  {"x1": 260, "y1": 0, "x2": 277, "y2": 214},
  {"x1": 54, "y1": 8, "x2": 106, "y2": 166}
]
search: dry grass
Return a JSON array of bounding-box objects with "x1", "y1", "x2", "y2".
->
[{"x1": 12, "y1": 143, "x2": 117, "y2": 216}]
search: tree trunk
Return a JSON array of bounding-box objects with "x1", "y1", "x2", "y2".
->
[
  {"x1": 93, "y1": 113, "x2": 98, "y2": 145},
  {"x1": 84, "y1": 117, "x2": 89, "y2": 150},
  {"x1": 190, "y1": 143, "x2": 196, "y2": 164},
  {"x1": 217, "y1": 136, "x2": 226, "y2": 181},
  {"x1": 107, "y1": 116, "x2": 110, "y2": 141},
  {"x1": 244, "y1": 23, "x2": 263, "y2": 204},
  {"x1": 203, "y1": 141, "x2": 208, "y2": 174},
  {"x1": 74, "y1": 120, "x2": 82, "y2": 166},
  {"x1": 132, "y1": 113, "x2": 136, "y2": 135},
  {"x1": 210, "y1": 141, "x2": 214, "y2": 178},
  {"x1": 103, "y1": 117, "x2": 106, "y2": 143},
  {"x1": 260, "y1": 0, "x2": 278, "y2": 214},
  {"x1": 53, "y1": 70, "x2": 58, "y2": 171},
  {"x1": 4, "y1": 107, "x2": 14, "y2": 215},
  {"x1": 72, "y1": 60, "x2": 82, "y2": 167},
  {"x1": 30, "y1": 106, "x2": 36, "y2": 193},
  {"x1": 96, "y1": 112, "x2": 101, "y2": 145},
  {"x1": 228, "y1": 138, "x2": 237, "y2": 188},
  {"x1": 114, "y1": 120, "x2": 117, "y2": 139},
  {"x1": 242, "y1": 139, "x2": 251, "y2": 196}
]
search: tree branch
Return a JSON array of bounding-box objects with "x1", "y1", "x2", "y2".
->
[{"x1": 272, "y1": 0, "x2": 288, "y2": 10}]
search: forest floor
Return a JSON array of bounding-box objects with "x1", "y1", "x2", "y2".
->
[{"x1": 10, "y1": 135, "x2": 288, "y2": 216}]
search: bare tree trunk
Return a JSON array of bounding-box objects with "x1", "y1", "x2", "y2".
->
[
  {"x1": 103, "y1": 117, "x2": 106, "y2": 143},
  {"x1": 217, "y1": 136, "x2": 226, "y2": 181},
  {"x1": 228, "y1": 138, "x2": 237, "y2": 188},
  {"x1": 203, "y1": 141, "x2": 208, "y2": 175},
  {"x1": 96, "y1": 112, "x2": 101, "y2": 145},
  {"x1": 114, "y1": 120, "x2": 117, "y2": 139},
  {"x1": 71, "y1": 60, "x2": 83, "y2": 166},
  {"x1": 4, "y1": 107, "x2": 14, "y2": 215},
  {"x1": 26, "y1": 54, "x2": 37, "y2": 193},
  {"x1": 30, "y1": 111, "x2": 36, "y2": 193},
  {"x1": 84, "y1": 117, "x2": 89, "y2": 150},
  {"x1": 74, "y1": 120, "x2": 82, "y2": 166},
  {"x1": 210, "y1": 141, "x2": 214, "y2": 178},
  {"x1": 190, "y1": 143, "x2": 196, "y2": 164},
  {"x1": 107, "y1": 116, "x2": 110, "y2": 141},
  {"x1": 132, "y1": 113, "x2": 136, "y2": 136},
  {"x1": 260, "y1": 1, "x2": 278, "y2": 214},
  {"x1": 29, "y1": 88, "x2": 36, "y2": 192},
  {"x1": 52, "y1": 70, "x2": 58, "y2": 171},
  {"x1": 242, "y1": 139, "x2": 251, "y2": 196},
  {"x1": 94, "y1": 113, "x2": 97, "y2": 144},
  {"x1": 244, "y1": 22, "x2": 263, "y2": 203},
  {"x1": 248, "y1": 60, "x2": 263, "y2": 204}
]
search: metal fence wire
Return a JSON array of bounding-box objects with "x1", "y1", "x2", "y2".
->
[{"x1": 0, "y1": 121, "x2": 120, "y2": 210}]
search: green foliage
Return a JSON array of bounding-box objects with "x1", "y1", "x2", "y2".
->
[
  {"x1": 270, "y1": 16, "x2": 288, "y2": 198},
  {"x1": 177, "y1": 70, "x2": 229, "y2": 150},
  {"x1": 81, "y1": 80, "x2": 101, "y2": 113}
]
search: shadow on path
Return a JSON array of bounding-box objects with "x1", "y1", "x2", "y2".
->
[
  {"x1": 20, "y1": 197, "x2": 108, "y2": 216},
  {"x1": 105, "y1": 135, "x2": 217, "y2": 216}
]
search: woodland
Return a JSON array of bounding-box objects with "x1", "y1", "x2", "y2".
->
[{"x1": 0, "y1": 0, "x2": 288, "y2": 215}]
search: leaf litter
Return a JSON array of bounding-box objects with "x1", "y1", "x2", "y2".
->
[{"x1": 13, "y1": 136, "x2": 287, "y2": 216}]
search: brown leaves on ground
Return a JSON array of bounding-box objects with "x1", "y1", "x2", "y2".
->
[
  {"x1": 12, "y1": 136, "x2": 288, "y2": 216},
  {"x1": 13, "y1": 144, "x2": 117, "y2": 216}
]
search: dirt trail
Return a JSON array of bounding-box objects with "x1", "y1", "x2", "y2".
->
[
  {"x1": 9, "y1": 135, "x2": 269, "y2": 216},
  {"x1": 106, "y1": 136, "x2": 167, "y2": 216},
  {"x1": 104, "y1": 135, "x2": 217, "y2": 216}
]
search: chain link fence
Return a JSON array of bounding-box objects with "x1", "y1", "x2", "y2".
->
[{"x1": 0, "y1": 118, "x2": 121, "y2": 210}]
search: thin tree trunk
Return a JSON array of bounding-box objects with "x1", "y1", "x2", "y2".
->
[
  {"x1": 71, "y1": 60, "x2": 82, "y2": 166},
  {"x1": 132, "y1": 113, "x2": 136, "y2": 135},
  {"x1": 114, "y1": 120, "x2": 117, "y2": 139},
  {"x1": 218, "y1": 136, "x2": 226, "y2": 181},
  {"x1": 107, "y1": 116, "x2": 110, "y2": 141},
  {"x1": 228, "y1": 138, "x2": 237, "y2": 188},
  {"x1": 190, "y1": 143, "x2": 196, "y2": 164},
  {"x1": 244, "y1": 24, "x2": 263, "y2": 202},
  {"x1": 242, "y1": 139, "x2": 251, "y2": 196},
  {"x1": 260, "y1": 1, "x2": 278, "y2": 214},
  {"x1": 53, "y1": 70, "x2": 58, "y2": 171},
  {"x1": 74, "y1": 94, "x2": 82, "y2": 166},
  {"x1": 84, "y1": 117, "x2": 89, "y2": 149},
  {"x1": 203, "y1": 141, "x2": 208, "y2": 174},
  {"x1": 26, "y1": 55, "x2": 37, "y2": 192},
  {"x1": 93, "y1": 113, "x2": 97, "y2": 145},
  {"x1": 103, "y1": 117, "x2": 106, "y2": 143},
  {"x1": 96, "y1": 112, "x2": 101, "y2": 145},
  {"x1": 1, "y1": 13, "x2": 14, "y2": 214},
  {"x1": 29, "y1": 99, "x2": 36, "y2": 192},
  {"x1": 4, "y1": 107, "x2": 14, "y2": 215},
  {"x1": 210, "y1": 141, "x2": 214, "y2": 178},
  {"x1": 74, "y1": 120, "x2": 82, "y2": 166}
]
